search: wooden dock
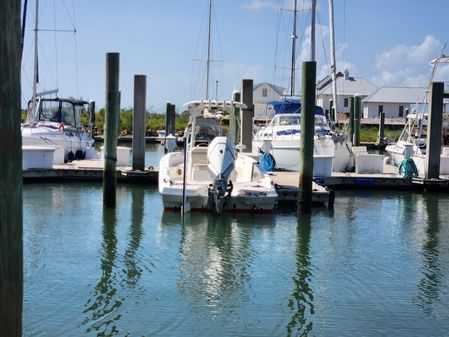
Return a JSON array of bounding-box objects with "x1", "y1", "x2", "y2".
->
[{"x1": 22, "y1": 160, "x2": 449, "y2": 209}]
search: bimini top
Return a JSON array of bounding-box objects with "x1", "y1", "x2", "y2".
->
[{"x1": 268, "y1": 99, "x2": 325, "y2": 116}]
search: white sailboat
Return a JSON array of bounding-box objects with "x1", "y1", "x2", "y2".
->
[
  {"x1": 385, "y1": 55, "x2": 449, "y2": 175},
  {"x1": 252, "y1": 0, "x2": 352, "y2": 173},
  {"x1": 21, "y1": 0, "x2": 96, "y2": 163},
  {"x1": 159, "y1": 0, "x2": 278, "y2": 213}
]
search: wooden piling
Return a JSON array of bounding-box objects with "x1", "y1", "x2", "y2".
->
[
  {"x1": 349, "y1": 96, "x2": 355, "y2": 143},
  {"x1": 240, "y1": 79, "x2": 254, "y2": 152},
  {"x1": 378, "y1": 111, "x2": 385, "y2": 145},
  {"x1": 89, "y1": 100, "x2": 96, "y2": 136},
  {"x1": 298, "y1": 61, "x2": 316, "y2": 214},
  {"x1": 425, "y1": 82, "x2": 444, "y2": 179},
  {"x1": 353, "y1": 95, "x2": 361, "y2": 146},
  {"x1": 165, "y1": 102, "x2": 176, "y2": 136},
  {"x1": 231, "y1": 91, "x2": 241, "y2": 145},
  {"x1": 103, "y1": 53, "x2": 120, "y2": 208},
  {"x1": 132, "y1": 75, "x2": 146, "y2": 171},
  {"x1": 0, "y1": 1, "x2": 23, "y2": 335}
]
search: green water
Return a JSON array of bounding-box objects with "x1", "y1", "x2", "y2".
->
[{"x1": 23, "y1": 184, "x2": 449, "y2": 336}]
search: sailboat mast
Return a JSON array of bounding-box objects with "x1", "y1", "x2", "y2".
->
[
  {"x1": 328, "y1": 0, "x2": 338, "y2": 123},
  {"x1": 311, "y1": 0, "x2": 316, "y2": 61},
  {"x1": 205, "y1": 0, "x2": 212, "y2": 101},
  {"x1": 32, "y1": 0, "x2": 39, "y2": 115},
  {"x1": 290, "y1": 0, "x2": 298, "y2": 96}
]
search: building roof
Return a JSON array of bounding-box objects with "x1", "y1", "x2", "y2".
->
[
  {"x1": 317, "y1": 70, "x2": 377, "y2": 96},
  {"x1": 254, "y1": 82, "x2": 286, "y2": 96},
  {"x1": 362, "y1": 86, "x2": 426, "y2": 104}
]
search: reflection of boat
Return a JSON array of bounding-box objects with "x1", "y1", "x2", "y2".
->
[
  {"x1": 159, "y1": 101, "x2": 278, "y2": 213},
  {"x1": 21, "y1": 0, "x2": 95, "y2": 162},
  {"x1": 22, "y1": 97, "x2": 96, "y2": 162}
]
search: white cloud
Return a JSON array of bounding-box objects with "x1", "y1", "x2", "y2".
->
[
  {"x1": 242, "y1": 0, "x2": 277, "y2": 11},
  {"x1": 242, "y1": 0, "x2": 312, "y2": 11},
  {"x1": 373, "y1": 35, "x2": 446, "y2": 87}
]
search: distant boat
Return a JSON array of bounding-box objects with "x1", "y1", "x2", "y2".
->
[
  {"x1": 385, "y1": 55, "x2": 449, "y2": 173},
  {"x1": 252, "y1": 0, "x2": 352, "y2": 173},
  {"x1": 21, "y1": 0, "x2": 95, "y2": 163}
]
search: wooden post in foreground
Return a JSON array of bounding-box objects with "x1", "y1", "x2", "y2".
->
[
  {"x1": 298, "y1": 61, "x2": 316, "y2": 214},
  {"x1": 425, "y1": 82, "x2": 444, "y2": 179},
  {"x1": 103, "y1": 52, "x2": 120, "y2": 208},
  {"x1": 0, "y1": 1, "x2": 23, "y2": 335},
  {"x1": 240, "y1": 79, "x2": 254, "y2": 152},
  {"x1": 132, "y1": 75, "x2": 146, "y2": 171}
]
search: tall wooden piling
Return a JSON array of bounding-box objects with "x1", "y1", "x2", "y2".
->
[
  {"x1": 378, "y1": 111, "x2": 385, "y2": 145},
  {"x1": 349, "y1": 96, "x2": 355, "y2": 143},
  {"x1": 298, "y1": 61, "x2": 316, "y2": 214},
  {"x1": 353, "y1": 95, "x2": 361, "y2": 146},
  {"x1": 240, "y1": 79, "x2": 254, "y2": 152},
  {"x1": 231, "y1": 91, "x2": 241, "y2": 145},
  {"x1": 132, "y1": 75, "x2": 146, "y2": 171},
  {"x1": 0, "y1": 1, "x2": 22, "y2": 335},
  {"x1": 165, "y1": 102, "x2": 176, "y2": 136},
  {"x1": 425, "y1": 82, "x2": 444, "y2": 179},
  {"x1": 103, "y1": 53, "x2": 120, "y2": 208}
]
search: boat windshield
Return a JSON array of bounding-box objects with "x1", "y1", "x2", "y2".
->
[
  {"x1": 27, "y1": 98, "x2": 90, "y2": 127},
  {"x1": 194, "y1": 117, "x2": 224, "y2": 144}
]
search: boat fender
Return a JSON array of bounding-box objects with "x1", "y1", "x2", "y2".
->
[
  {"x1": 59, "y1": 122, "x2": 64, "y2": 132},
  {"x1": 261, "y1": 152, "x2": 276, "y2": 172},
  {"x1": 227, "y1": 180, "x2": 233, "y2": 195},
  {"x1": 75, "y1": 149, "x2": 85, "y2": 160},
  {"x1": 67, "y1": 151, "x2": 75, "y2": 162}
]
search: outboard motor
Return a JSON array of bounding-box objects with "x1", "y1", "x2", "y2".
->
[{"x1": 207, "y1": 136, "x2": 235, "y2": 213}]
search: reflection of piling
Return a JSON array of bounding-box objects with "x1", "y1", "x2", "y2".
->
[
  {"x1": 425, "y1": 82, "x2": 444, "y2": 179},
  {"x1": 0, "y1": 1, "x2": 23, "y2": 335},
  {"x1": 165, "y1": 102, "x2": 176, "y2": 137},
  {"x1": 298, "y1": 62, "x2": 316, "y2": 214},
  {"x1": 132, "y1": 75, "x2": 146, "y2": 171},
  {"x1": 353, "y1": 95, "x2": 361, "y2": 146},
  {"x1": 378, "y1": 111, "x2": 385, "y2": 145},
  {"x1": 231, "y1": 91, "x2": 241, "y2": 144},
  {"x1": 103, "y1": 53, "x2": 120, "y2": 208},
  {"x1": 240, "y1": 79, "x2": 254, "y2": 152}
]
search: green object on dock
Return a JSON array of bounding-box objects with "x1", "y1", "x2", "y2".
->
[{"x1": 399, "y1": 158, "x2": 418, "y2": 179}]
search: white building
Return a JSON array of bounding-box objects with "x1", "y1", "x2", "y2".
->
[
  {"x1": 316, "y1": 70, "x2": 377, "y2": 119},
  {"x1": 362, "y1": 86, "x2": 426, "y2": 118},
  {"x1": 253, "y1": 82, "x2": 285, "y2": 121}
]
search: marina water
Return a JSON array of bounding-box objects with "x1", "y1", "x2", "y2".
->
[{"x1": 23, "y1": 145, "x2": 449, "y2": 336}]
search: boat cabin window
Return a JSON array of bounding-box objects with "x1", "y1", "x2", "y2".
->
[
  {"x1": 38, "y1": 100, "x2": 61, "y2": 122},
  {"x1": 75, "y1": 104, "x2": 89, "y2": 127},
  {"x1": 277, "y1": 115, "x2": 300, "y2": 126},
  {"x1": 61, "y1": 102, "x2": 75, "y2": 125}
]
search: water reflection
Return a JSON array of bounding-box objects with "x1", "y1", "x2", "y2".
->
[
  {"x1": 414, "y1": 195, "x2": 442, "y2": 313},
  {"x1": 82, "y1": 208, "x2": 121, "y2": 336},
  {"x1": 162, "y1": 212, "x2": 275, "y2": 320},
  {"x1": 287, "y1": 215, "x2": 314, "y2": 337},
  {"x1": 123, "y1": 188, "x2": 145, "y2": 287}
]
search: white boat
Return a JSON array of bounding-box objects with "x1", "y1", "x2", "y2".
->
[
  {"x1": 385, "y1": 55, "x2": 449, "y2": 173},
  {"x1": 159, "y1": 101, "x2": 278, "y2": 213},
  {"x1": 252, "y1": 0, "x2": 352, "y2": 173},
  {"x1": 21, "y1": 0, "x2": 96, "y2": 163},
  {"x1": 22, "y1": 97, "x2": 96, "y2": 162},
  {"x1": 252, "y1": 100, "x2": 352, "y2": 172}
]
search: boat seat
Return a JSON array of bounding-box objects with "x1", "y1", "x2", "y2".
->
[
  {"x1": 191, "y1": 164, "x2": 211, "y2": 181},
  {"x1": 190, "y1": 146, "x2": 208, "y2": 166}
]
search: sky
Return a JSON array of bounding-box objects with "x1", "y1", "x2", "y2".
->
[{"x1": 21, "y1": 0, "x2": 449, "y2": 112}]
